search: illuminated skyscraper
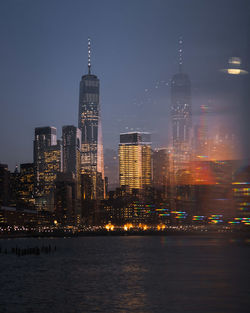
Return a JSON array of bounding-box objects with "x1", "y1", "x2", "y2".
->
[
  {"x1": 18, "y1": 163, "x2": 35, "y2": 208},
  {"x1": 171, "y1": 38, "x2": 192, "y2": 170},
  {"x1": 78, "y1": 38, "x2": 104, "y2": 198},
  {"x1": 119, "y1": 132, "x2": 151, "y2": 191},
  {"x1": 34, "y1": 126, "x2": 62, "y2": 211}
]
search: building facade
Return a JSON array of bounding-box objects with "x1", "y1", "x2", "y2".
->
[
  {"x1": 119, "y1": 132, "x2": 152, "y2": 192},
  {"x1": 152, "y1": 148, "x2": 172, "y2": 199},
  {"x1": 78, "y1": 39, "x2": 104, "y2": 199},
  {"x1": 18, "y1": 163, "x2": 35, "y2": 209},
  {"x1": 62, "y1": 125, "x2": 81, "y2": 176},
  {"x1": 34, "y1": 126, "x2": 62, "y2": 211}
]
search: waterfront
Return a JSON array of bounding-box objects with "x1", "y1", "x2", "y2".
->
[{"x1": 1, "y1": 235, "x2": 250, "y2": 313}]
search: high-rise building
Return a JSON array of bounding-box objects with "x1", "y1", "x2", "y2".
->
[
  {"x1": 104, "y1": 149, "x2": 119, "y2": 190},
  {"x1": 62, "y1": 125, "x2": 82, "y2": 214},
  {"x1": 0, "y1": 164, "x2": 10, "y2": 207},
  {"x1": 34, "y1": 126, "x2": 62, "y2": 211},
  {"x1": 78, "y1": 38, "x2": 104, "y2": 198},
  {"x1": 55, "y1": 172, "x2": 76, "y2": 226},
  {"x1": 119, "y1": 132, "x2": 152, "y2": 191},
  {"x1": 18, "y1": 163, "x2": 35, "y2": 208},
  {"x1": 152, "y1": 148, "x2": 171, "y2": 198},
  {"x1": 62, "y1": 125, "x2": 81, "y2": 176},
  {"x1": 171, "y1": 38, "x2": 192, "y2": 171}
]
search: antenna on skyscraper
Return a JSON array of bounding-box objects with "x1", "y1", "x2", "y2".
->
[
  {"x1": 88, "y1": 37, "x2": 91, "y2": 74},
  {"x1": 178, "y1": 36, "x2": 183, "y2": 73}
]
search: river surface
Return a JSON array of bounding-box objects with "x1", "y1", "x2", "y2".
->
[{"x1": 0, "y1": 235, "x2": 250, "y2": 313}]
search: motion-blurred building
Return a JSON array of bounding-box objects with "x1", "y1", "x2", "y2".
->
[
  {"x1": 104, "y1": 148, "x2": 119, "y2": 190},
  {"x1": 152, "y1": 148, "x2": 172, "y2": 199},
  {"x1": 233, "y1": 165, "x2": 250, "y2": 219},
  {"x1": 119, "y1": 132, "x2": 152, "y2": 192},
  {"x1": 171, "y1": 38, "x2": 192, "y2": 171}
]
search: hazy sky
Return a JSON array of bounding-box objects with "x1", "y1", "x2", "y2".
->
[{"x1": 0, "y1": 0, "x2": 249, "y2": 170}]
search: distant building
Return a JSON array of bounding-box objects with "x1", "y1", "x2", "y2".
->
[
  {"x1": 62, "y1": 125, "x2": 81, "y2": 202},
  {"x1": 104, "y1": 149, "x2": 119, "y2": 190},
  {"x1": 171, "y1": 38, "x2": 192, "y2": 171},
  {"x1": 34, "y1": 126, "x2": 62, "y2": 211},
  {"x1": 152, "y1": 148, "x2": 171, "y2": 199},
  {"x1": 78, "y1": 39, "x2": 104, "y2": 199},
  {"x1": 119, "y1": 132, "x2": 152, "y2": 192},
  {"x1": 55, "y1": 172, "x2": 76, "y2": 226},
  {"x1": 9, "y1": 166, "x2": 20, "y2": 207},
  {"x1": 233, "y1": 165, "x2": 250, "y2": 219},
  {"x1": 0, "y1": 164, "x2": 10, "y2": 207},
  {"x1": 62, "y1": 125, "x2": 81, "y2": 176},
  {"x1": 18, "y1": 163, "x2": 35, "y2": 209}
]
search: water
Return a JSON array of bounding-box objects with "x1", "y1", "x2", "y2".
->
[{"x1": 0, "y1": 235, "x2": 250, "y2": 313}]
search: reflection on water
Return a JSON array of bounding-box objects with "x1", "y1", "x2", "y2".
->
[{"x1": 0, "y1": 236, "x2": 250, "y2": 313}]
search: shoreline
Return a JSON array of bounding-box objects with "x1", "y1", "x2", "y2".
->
[{"x1": 1, "y1": 229, "x2": 250, "y2": 240}]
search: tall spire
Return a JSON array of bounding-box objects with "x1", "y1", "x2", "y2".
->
[
  {"x1": 88, "y1": 37, "x2": 91, "y2": 74},
  {"x1": 178, "y1": 36, "x2": 183, "y2": 73}
]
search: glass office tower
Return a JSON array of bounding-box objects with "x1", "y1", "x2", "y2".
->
[
  {"x1": 33, "y1": 126, "x2": 62, "y2": 211},
  {"x1": 119, "y1": 132, "x2": 152, "y2": 191},
  {"x1": 78, "y1": 39, "x2": 104, "y2": 198}
]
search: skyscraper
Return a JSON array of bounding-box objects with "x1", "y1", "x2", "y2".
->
[
  {"x1": 78, "y1": 38, "x2": 104, "y2": 198},
  {"x1": 119, "y1": 132, "x2": 151, "y2": 191},
  {"x1": 152, "y1": 148, "x2": 171, "y2": 197},
  {"x1": 34, "y1": 126, "x2": 62, "y2": 210},
  {"x1": 18, "y1": 163, "x2": 35, "y2": 208},
  {"x1": 62, "y1": 125, "x2": 81, "y2": 176},
  {"x1": 171, "y1": 38, "x2": 192, "y2": 171}
]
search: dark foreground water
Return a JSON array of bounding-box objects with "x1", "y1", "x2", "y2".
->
[{"x1": 0, "y1": 235, "x2": 250, "y2": 313}]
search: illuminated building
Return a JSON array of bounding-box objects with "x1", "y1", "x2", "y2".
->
[
  {"x1": 34, "y1": 126, "x2": 62, "y2": 211},
  {"x1": 0, "y1": 164, "x2": 10, "y2": 207},
  {"x1": 0, "y1": 206, "x2": 38, "y2": 227},
  {"x1": 78, "y1": 38, "x2": 104, "y2": 199},
  {"x1": 233, "y1": 165, "x2": 250, "y2": 220},
  {"x1": 174, "y1": 160, "x2": 237, "y2": 218},
  {"x1": 171, "y1": 38, "x2": 192, "y2": 171},
  {"x1": 119, "y1": 132, "x2": 152, "y2": 192},
  {"x1": 18, "y1": 163, "x2": 35, "y2": 208}
]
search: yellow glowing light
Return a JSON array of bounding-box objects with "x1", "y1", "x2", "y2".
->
[
  {"x1": 228, "y1": 69, "x2": 241, "y2": 75},
  {"x1": 124, "y1": 223, "x2": 133, "y2": 231},
  {"x1": 229, "y1": 57, "x2": 241, "y2": 65},
  {"x1": 221, "y1": 68, "x2": 248, "y2": 75},
  {"x1": 105, "y1": 223, "x2": 114, "y2": 231},
  {"x1": 54, "y1": 220, "x2": 58, "y2": 225},
  {"x1": 157, "y1": 224, "x2": 166, "y2": 230}
]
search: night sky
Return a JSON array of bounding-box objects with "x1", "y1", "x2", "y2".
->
[{"x1": 0, "y1": 0, "x2": 249, "y2": 170}]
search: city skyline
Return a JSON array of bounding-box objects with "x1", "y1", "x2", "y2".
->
[
  {"x1": 1, "y1": 3, "x2": 250, "y2": 313},
  {"x1": 0, "y1": 0, "x2": 249, "y2": 170}
]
